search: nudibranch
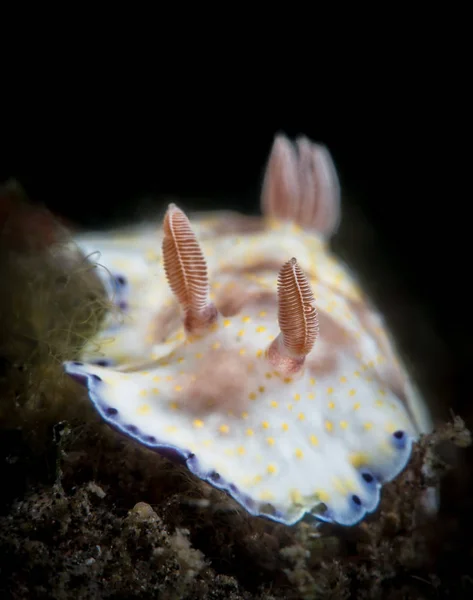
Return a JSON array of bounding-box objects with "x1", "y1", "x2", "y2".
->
[{"x1": 64, "y1": 134, "x2": 431, "y2": 527}]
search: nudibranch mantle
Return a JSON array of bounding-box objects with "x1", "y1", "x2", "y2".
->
[{"x1": 64, "y1": 134, "x2": 431, "y2": 527}]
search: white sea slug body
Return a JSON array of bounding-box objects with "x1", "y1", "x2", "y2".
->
[{"x1": 64, "y1": 134, "x2": 431, "y2": 527}]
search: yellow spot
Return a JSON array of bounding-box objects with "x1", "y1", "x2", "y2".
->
[
  {"x1": 174, "y1": 385, "x2": 183, "y2": 392},
  {"x1": 136, "y1": 404, "x2": 151, "y2": 415},
  {"x1": 203, "y1": 440, "x2": 213, "y2": 447},
  {"x1": 297, "y1": 412, "x2": 306, "y2": 421},
  {"x1": 237, "y1": 446, "x2": 246, "y2": 455},
  {"x1": 295, "y1": 448, "x2": 304, "y2": 459},
  {"x1": 375, "y1": 399, "x2": 384, "y2": 407},
  {"x1": 283, "y1": 377, "x2": 292, "y2": 384},
  {"x1": 219, "y1": 424, "x2": 230, "y2": 434},
  {"x1": 327, "y1": 386, "x2": 334, "y2": 394},
  {"x1": 349, "y1": 452, "x2": 369, "y2": 468},
  {"x1": 256, "y1": 326, "x2": 266, "y2": 333},
  {"x1": 328, "y1": 401, "x2": 335, "y2": 409},
  {"x1": 265, "y1": 372, "x2": 273, "y2": 379},
  {"x1": 290, "y1": 489, "x2": 303, "y2": 504},
  {"x1": 364, "y1": 422, "x2": 373, "y2": 431},
  {"x1": 267, "y1": 463, "x2": 277, "y2": 474},
  {"x1": 246, "y1": 428, "x2": 254, "y2": 436},
  {"x1": 239, "y1": 348, "x2": 246, "y2": 356},
  {"x1": 325, "y1": 420, "x2": 333, "y2": 432},
  {"x1": 282, "y1": 423, "x2": 289, "y2": 431},
  {"x1": 379, "y1": 389, "x2": 386, "y2": 396},
  {"x1": 294, "y1": 393, "x2": 301, "y2": 401},
  {"x1": 165, "y1": 425, "x2": 177, "y2": 433},
  {"x1": 223, "y1": 319, "x2": 231, "y2": 327},
  {"x1": 165, "y1": 375, "x2": 173, "y2": 381},
  {"x1": 242, "y1": 316, "x2": 251, "y2": 323},
  {"x1": 310, "y1": 434, "x2": 319, "y2": 446},
  {"x1": 266, "y1": 437, "x2": 275, "y2": 446},
  {"x1": 287, "y1": 404, "x2": 293, "y2": 411},
  {"x1": 315, "y1": 490, "x2": 330, "y2": 503},
  {"x1": 259, "y1": 490, "x2": 275, "y2": 500},
  {"x1": 193, "y1": 419, "x2": 204, "y2": 428},
  {"x1": 349, "y1": 388, "x2": 356, "y2": 397},
  {"x1": 368, "y1": 360, "x2": 374, "y2": 368},
  {"x1": 353, "y1": 402, "x2": 361, "y2": 410},
  {"x1": 251, "y1": 474, "x2": 262, "y2": 485},
  {"x1": 259, "y1": 310, "x2": 267, "y2": 317},
  {"x1": 146, "y1": 249, "x2": 159, "y2": 261},
  {"x1": 141, "y1": 371, "x2": 149, "y2": 376},
  {"x1": 151, "y1": 387, "x2": 159, "y2": 395},
  {"x1": 152, "y1": 376, "x2": 160, "y2": 382},
  {"x1": 310, "y1": 377, "x2": 316, "y2": 385},
  {"x1": 340, "y1": 420, "x2": 348, "y2": 429},
  {"x1": 345, "y1": 478, "x2": 358, "y2": 492},
  {"x1": 212, "y1": 341, "x2": 221, "y2": 350},
  {"x1": 339, "y1": 376, "x2": 347, "y2": 383},
  {"x1": 258, "y1": 386, "x2": 265, "y2": 393},
  {"x1": 256, "y1": 349, "x2": 263, "y2": 358},
  {"x1": 379, "y1": 440, "x2": 393, "y2": 454},
  {"x1": 385, "y1": 422, "x2": 396, "y2": 433},
  {"x1": 241, "y1": 411, "x2": 249, "y2": 419},
  {"x1": 261, "y1": 421, "x2": 270, "y2": 429},
  {"x1": 139, "y1": 389, "x2": 148, "y2": 397},
  {"x1": 209, "y1": 323, "x2": 219, "y2": 332},
  {"x1": 307, "y1": 392, "x2": 315, "y2": 400},
  {"x1": 177, "y1": 357, "x2": 185, "y2": 364},
  {"x1": 195, "y1": 352, "x2": 203, "y2": 359},
  {"x1": 237, "y1": 329, "x2": 245, "y2": 337},
  {"x1": 169, "y1": 402, "x2": 180, "y2": 411},
  {"x1": 248, "y1": 392, "x2": 257, "y2": 401},
  {"x1": 270, "y1": 401, "x2": 279, "y2": 408},
  {"x1": 332, "y1": 477, "x2": 347, "y2": 494}
]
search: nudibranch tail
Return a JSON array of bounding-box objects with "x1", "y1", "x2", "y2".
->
[
  {"x1": 261, "y1": 133, "x2": 341, "y2": 236},
  {"x1": 268, "y1": 257, "x2": 319, "y2": 374},
  {"x1": 162, "y1": 203, "x2": 218, "y2": 333}
]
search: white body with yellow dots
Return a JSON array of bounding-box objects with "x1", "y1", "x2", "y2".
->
[{"x1": 64, "y1": 135, "x2": 431, "y2": 527}]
